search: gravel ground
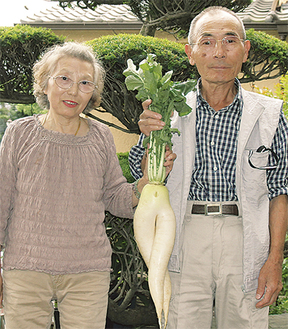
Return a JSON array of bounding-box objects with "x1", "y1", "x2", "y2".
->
[
  {"x1": 268, "y1": 313, "x2": 288, "y2": 329},
  {"x1": 107, "y1": 313, "x2": 288, "y2": 329},
  {"x1": 210, "y1": 313, "x2": 288, "y2": 329}
]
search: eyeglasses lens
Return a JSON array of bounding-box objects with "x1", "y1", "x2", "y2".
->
[
  {"x1": 78, "y1": 81, "x2": 95, "y2": 93},
  {"x1": 55, "y1": 76, "x2": 72, "y2": 89}
]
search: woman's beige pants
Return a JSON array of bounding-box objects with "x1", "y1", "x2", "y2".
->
[{"x1": 3, "y1": 269, "x2": 110, "y2": 329}]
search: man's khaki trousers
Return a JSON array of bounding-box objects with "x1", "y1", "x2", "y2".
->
[{"x1": 167, "y1": 201, "x2": 269, "y2": 329}]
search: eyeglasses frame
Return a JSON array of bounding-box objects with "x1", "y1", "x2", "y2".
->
[
  {"x1": 248, "y1": 146, "x2": 279, "y2": 170},
  {"x1": 190, "y1": 35, "x2": 245, "y2": 49},
  {"x1": 50, "y1": 75, "x2": 97, "y2": 94}
]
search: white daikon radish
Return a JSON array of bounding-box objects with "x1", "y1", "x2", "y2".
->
[
  {"x1": 134, "y1": 184, "x2": 175, "y2": 328},
  {"x1": 124, "y1": 54, "x2": 196, "y2": 328}
]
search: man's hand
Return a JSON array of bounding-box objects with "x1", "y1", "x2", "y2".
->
[
  {"x1": 255, "y1": 256, "x2": 283, "y2": 308},
  {"x1": 141, "y1": 144, "x2": 177, "y2": 178},
  {"x1": 139, "y1": 100, "x2": 165, "y2": 136},
  {"x1": 163, "y1": 145, "x2": 177, "y2": 177}
]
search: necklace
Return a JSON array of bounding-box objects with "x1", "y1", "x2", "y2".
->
[
  {"x1": 42, "y1": 113, "x2": 81, "y2": 136},
  {"x1": 74, "y1": 118, "x2": 81, "y2": 136}
]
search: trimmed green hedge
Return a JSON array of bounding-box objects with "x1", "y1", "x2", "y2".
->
[
  {"x1": 1, "y1": 27, "x2": 288, "y2": 135},
  {"x1": 246, "y1": 29, "x2": 288, "y2": 64},
  {"x1": 0, "y1": 25, "x2": 65, "y2": 104},
  {"x1": 87, "y1": 33, "x2": 195, "y2": 81},
  {"x1": 86, "y1": 34, "x2": 196, "y2": 134},
  {"x1": 242, "y1": 29, "x2": 288, "y2": 82},
  {"x1": 117, "y1": 152, "x2": 134, "y2": 183}
]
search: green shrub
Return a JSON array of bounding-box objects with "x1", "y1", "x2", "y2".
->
[
  {"x1": 0, "y1": 25, "x2": 65, "y2": 104},
  {"x1": 246, "y1": 29, "x2": 288, "y2": 65},
  {"x1": 242, "y1": 29, "x2": 288, "y2": 83},
  {"x1": 86, "y1": 34, "x2": 196, "y2": 134},
  {"x1": 254, "y1": 75, "x2": 288, "y2": 119},
  {"x1": 0, "y1": 102, "x2": 46, "y2": 142},
  {"x1": 88, "y1": 34, "x2": 195, "y2": 80},
  {"x1": 117, "y1": 152, "x2": 134, "y2": 183},
  {"x1": 275, "y1": 75, "x2": 288, "y2": 118}
]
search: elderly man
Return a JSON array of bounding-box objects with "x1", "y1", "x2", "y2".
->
[{"x1": 129, "y1": 6, "x2": 288, "y2": 329}]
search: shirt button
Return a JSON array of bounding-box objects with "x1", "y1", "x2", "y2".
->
[
  {"x1": 213, "y1": 166, "x2": 218, "y2": 171},
  {"x1": 211, "y1": 141, "x2": 215, "y2": 146}
]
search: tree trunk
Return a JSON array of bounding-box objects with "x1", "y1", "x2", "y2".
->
[{"x1": 140, "y1": 24, "x2": 156, "y2": 36}]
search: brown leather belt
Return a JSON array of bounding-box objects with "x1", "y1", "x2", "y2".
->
[{"x1": 192, "y1": 204, "x2": 239, "y2": 216}]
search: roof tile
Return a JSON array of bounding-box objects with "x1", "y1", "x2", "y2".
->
[
  {"x1": 238, "y1": 0, "x2": 288, "y2": 22},
  {"x1": 20, "y1": 3, "x2": 140, "y2": 26}
]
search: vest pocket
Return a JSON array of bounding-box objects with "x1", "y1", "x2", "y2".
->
[{"x1": 242, "y1": 149, "x2": 269, "y2": 198}]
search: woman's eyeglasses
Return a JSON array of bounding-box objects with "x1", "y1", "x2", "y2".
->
[{"x1": 50, "y1": 75, "x2": 97, "y2": 94}]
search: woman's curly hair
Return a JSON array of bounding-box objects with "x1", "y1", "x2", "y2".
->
[{"x1": 33, "y1": 42, "x2": 105, "y2": 114}]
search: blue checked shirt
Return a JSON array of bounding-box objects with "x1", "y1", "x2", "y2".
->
[{"x1": 129, "y1": 80, "x2": 288, "y2": 201}]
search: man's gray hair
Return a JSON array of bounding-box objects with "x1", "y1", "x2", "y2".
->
[{"x1": 188, "y1": 6, "x2": 246, "y2": 45}]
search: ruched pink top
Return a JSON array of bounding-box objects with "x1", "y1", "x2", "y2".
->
[{"x1": 0, "y1": 115, "x2": 134, "y2": 274}]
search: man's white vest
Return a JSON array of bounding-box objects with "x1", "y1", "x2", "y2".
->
[{"x1": 167, "y1": 87, "x2": 282, "y2": 292}]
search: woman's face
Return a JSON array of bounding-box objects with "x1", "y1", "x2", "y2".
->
[{"x1": 44, "y1": 56, "x2": 95, "y2": 119}]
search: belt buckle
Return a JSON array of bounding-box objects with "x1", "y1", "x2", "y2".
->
[{"x1": 205, "y1": 203, "x2": 221, "y2": 216}]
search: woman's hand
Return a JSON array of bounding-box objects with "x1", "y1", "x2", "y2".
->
[{"x1": 139, "y1": 100, "x2": 165, "y2": 136}]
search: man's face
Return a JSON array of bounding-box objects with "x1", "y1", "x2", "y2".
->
[{"x1": 185, "y1": 11, "x2": 250, "y2": 86}]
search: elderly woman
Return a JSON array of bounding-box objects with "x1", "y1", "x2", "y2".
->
[{"x1": 0, "y1": 42, "x2": 175, "y2": 329}]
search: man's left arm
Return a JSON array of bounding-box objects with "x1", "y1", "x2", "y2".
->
[
  {"x1": 256, "y1": 194, "x2": 288, "y2": 308},
  {"x1": 256, "y1": 110, "x2": 288, "y2": 308}
]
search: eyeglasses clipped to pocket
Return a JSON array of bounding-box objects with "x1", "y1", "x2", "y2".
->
[{"x1": 248, "y1": 145, "x2": 279, "y2": 170}]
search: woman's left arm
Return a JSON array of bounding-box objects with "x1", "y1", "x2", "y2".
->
[{"x1": 0, "y1": 124, "x2": 18, "y2": 244}]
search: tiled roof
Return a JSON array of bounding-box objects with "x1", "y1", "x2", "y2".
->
[
  {"x1": 238, "y1": 0, "x2": 288, "y2": 23},
  {"x1": 20, "y1": 4, "x2": 142, "y2": 29},
  {"x1": 19, "y1": 1, "x2": 288, "y2": 36}
]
